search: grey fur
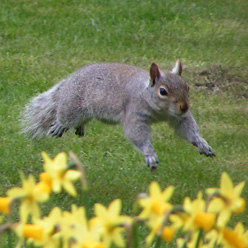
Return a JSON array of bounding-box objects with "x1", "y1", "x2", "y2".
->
[{"x1": 21, "y1": 61, "x2": 215, "y2": 169}]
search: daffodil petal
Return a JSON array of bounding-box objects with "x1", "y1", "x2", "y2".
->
[
  {"x1": 234, "y1": 181, "x2": 245, "y2": 197},
  {"x1": 62, "y1": 181, "x2": 77, "y2": 196},
  {"x1": 109, "y1": 199, "x2": 121, "y2": 216},
  {"x1": 7, "y1": 187, "x2": 27, "y2": 198},
  {"x1": 102, "y1": 233, "x2": 112, "y2": 248},
  {"x1": 112, "y1": 228, "x2": 125, "y2": 247},
  {"x1": 50, "y1": 207, "x2": 62, "y2": 221},
  {"x1": 206, "y1": 187, "x2": 219, "y2": 196},
  {"x1": 208, "y1": 198, "x2": 225, "y2": 213},
  {"x1": 41, "y1": 151, "x2": 52, "y2": 162},
  {"x1": 183, "y1": 197, "x2": 192, "y2": 213},
  {"x1": 27, "y1": 175, "x2": 36, "y2": 187},
  {"x1": 149, "y1": 182, "x2": 161, "y2": 197},
  {"x1": 54, "y1": 152, "x2": 67, "y2": 170},
  {"x1": 146, "y1": 231, "x2": 155, "y2": 246},
  {"x1": 138, "y1": 198, "x2": 150, "y2": 208},
  {"x1": 234, "y1": 222, "x2": 244, "y2": 233},
  {"x1": 221, "y1": 172, "x2": 234, "y2": 197},
  {"x1": 95, "y1": 203, "x2": 107, "y2": 218},
  {"x1": 217, "y1": 208, "x2": 231, "y2": 227},
  {"x1": 20, "y1": 201, "x2": 30, "y2": 223},
  {"x1": 41, "y1": 152, "x2": 53, "y2": 171},
  {"x1": 170, "y1": 214, "x2": 184, "y2": 229},
  {"x1": 52, "y1": 179, "x2": 62, "y2": 193},
  {"x1": 30, "y1": 202, "x2": 41, "y2": 221},
  {"x1": 162, "y1": 186, "x2": 174, "y2": 201},
  {"x1": 64, "y1": 170, "x2": 81, "y2": 181}
]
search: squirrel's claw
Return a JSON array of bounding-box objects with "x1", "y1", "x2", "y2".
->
[
  {"x1": 199, "y1": 144, "x2": 215, "y2": 158},
  {"x1": 75, "y1": 125, "x2": 85, "y2": 137},
  {"x1": 49, "y1": 122, "x2": 68, "y2": 138},
  {"x1": 201, "y1": 147, "x2": 215, "y2": 158},
  {"x1": 193, "y1": 139, "x2": 215, "y2": 158},
  {"x1": 145, "y1": 154, "x2": 159, "y2": 170}
]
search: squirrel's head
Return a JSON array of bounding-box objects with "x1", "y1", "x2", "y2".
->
[{"x1": 149, "y1": 60, "x2": 190, "y2": 117}]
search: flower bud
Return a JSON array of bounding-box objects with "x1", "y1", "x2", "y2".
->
[
  {"x1": 161, "y1": 226, "x2": 175, "y2": 242},
  {"x1": 0, "y1": 197, "x2": 11, "y2": 214},
  {"x1": 194, "y1": 212, "x2": 216, "y2": 231},
  {"x1": 23, "y1": 224, "x2": 44, "y2": 241}
]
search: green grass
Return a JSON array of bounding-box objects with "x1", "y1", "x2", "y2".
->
[{"x1": 0, "y1": 0, "x2": 248, "y2": 247}]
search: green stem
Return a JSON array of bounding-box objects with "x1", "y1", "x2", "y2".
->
[
  {"x1": 195, "y1": 230, "x2": 203, "y2": 248},
  {"x1": 126, "y1": 219, "x2": 139, "y2": 248},
  {"x1": 8, "y1": 229, "x2": 11, "y2": 248},
  {"x1": 154, "y1": 236, "x2": 162, "y2": 248}
]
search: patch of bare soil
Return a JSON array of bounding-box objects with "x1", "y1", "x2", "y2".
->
[{"x1": 184, "y1": 66, "x2": 248, "y2": 99}]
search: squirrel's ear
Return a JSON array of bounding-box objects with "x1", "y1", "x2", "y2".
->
[
  {"x1": 150, "y1": 63, "x2": 161, "y2": 87},
  {"x1": 171, "y1": 59, "x2": 182, "y2": 76}
]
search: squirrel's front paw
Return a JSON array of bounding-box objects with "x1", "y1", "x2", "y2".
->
[
  {"x1": 200, "y1": 145, "x2": 215, "y2": 158},
  {"x1": 145, "y1": 154, "x2": 159, "y2": 170},
  {"x1": 193, "y1": 139, "x2": 215, "y2": 158}
]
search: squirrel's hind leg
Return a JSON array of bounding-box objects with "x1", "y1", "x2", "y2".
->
[
  {"x1": 75, "y1": 125, "x2": 85, "y2": 137},
  {"x1": 48, "y1": 122, "x2": 69, "y2": 138}
]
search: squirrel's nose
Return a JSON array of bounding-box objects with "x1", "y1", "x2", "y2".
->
[{"x1": 180, "y1": 103, "x2": 189, "y2": 113}]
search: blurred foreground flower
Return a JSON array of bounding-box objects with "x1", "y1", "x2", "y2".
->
[
  {"x1": 64, "y1": 205, "x2": 104, "y2": 248},
  {"x1": 138, "y1": 182, "x2": 175, "y2": 246},
  {"x1": 145, "y1": 215, "x2": 176, "y2": 246},
  {"x1": 0, "y1": 196, "x2": 11, "y2": 214},
  {"x1": 183, "y1": 192, "x2": 215, "y2": 232},
  {"x1": 7, "y1": 174, "x2": 49, "y2": 222},
  {"x1": 41, "y1": 152, "x2": 81, "y2": 196},
  {"x1": 0, "y1": 152, "x2": 247, "y2": 248},
  {"x1": 206, "y1": 222, "x2": 248, "y2": 248},
  {"x1": 207, "y1": 172, "x2": 245, "y2": 226},
  {"x1": 138, "y1": 182, "x2": 174, "y2": 219},
  {"x1": 93, "y1": 199, "x2": 131, "y2": 248},
  {"x1": 14, "y1": 207, "x2": 62, "y2": 248}
]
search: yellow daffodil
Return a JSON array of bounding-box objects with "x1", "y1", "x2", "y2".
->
[
  {"x1": 56, "y1": 204, "x2": 103, "y2": 248},
  {"x1": 14, "y1": 223, "x2": 44, "y2": 248},
  {"x1": 207, "y1": 172, "x2": 245, "y2": 226},
  {"x1": 205, "y1": 222, "x2": 248, "y2": 248},
  {"x1": 38, "y1": 172, "x2": 53, "y2": 194},
  {"x1": 138, "y1": 182, "x2": 174, "y2": 219},
  {"x1": 70, "y1": 207, "x2": 104, "y2": 248},
  {"x1": 59, "y1": 205, "x2": 88, "y2": 247},
  {"x1": 222, "y1": 222, "x2": 248, "y2": 248},
  {"x1": 161, "y1": 226, "x2": 175, "y2": 242},
  {"x1": 94, "y1": 199, "x2": 131, "y2": 248},
  {"x1": 177, "y1": 231, "x2": 200, "y2": 248},
  {"x1": 0, "y1": 196, "x2": 11, "y2": 214},
  {"x1": 41, "y1": 152, "x2": 81, "y2": 196},
  {"x1": 23, "y1": 224, "x2": 44, "y2": 241},
  {"x1": 170, "y1": 192, "x2": 216, "y2": 233},
  {"x1": 145, "y1": 214, "x2": 176, "y2": 246},
  {"x1": 30, "y1": 207, "x2": 62, "y2": 248},
  {"x1": 14, "y1": 207, "x2": 62, "y2": 248},
  {"x1": 7, "y1": 174, "x2": 49, "y2": 222}
]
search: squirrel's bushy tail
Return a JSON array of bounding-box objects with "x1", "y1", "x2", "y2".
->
[{"x1": 20, "y1": 83, "x2": 62, "y2": 139}]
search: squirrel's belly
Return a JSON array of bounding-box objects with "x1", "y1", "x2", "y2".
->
[{"x1": 95, "y1": 110, "x2": 123, "y2": 124}]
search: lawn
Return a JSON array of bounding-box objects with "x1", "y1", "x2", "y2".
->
[{"x1": 0, "y1": 0, "x2": 247, "y2": 247}]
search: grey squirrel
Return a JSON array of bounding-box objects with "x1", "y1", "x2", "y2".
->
[{"x1": 21, "y1": 60, "x2": 215, "y2": 169}]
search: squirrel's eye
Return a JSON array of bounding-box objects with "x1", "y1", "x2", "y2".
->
[{"x1": 159, "y1": 87, "x2": 168, "y2": 96}]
